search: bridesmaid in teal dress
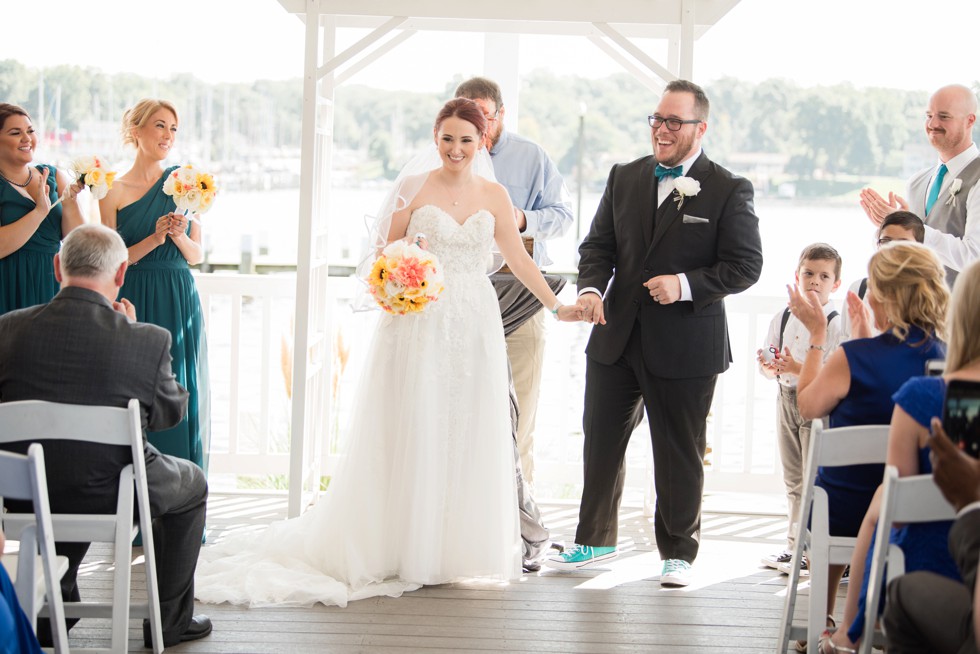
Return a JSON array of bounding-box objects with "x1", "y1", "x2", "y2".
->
[
  {"x1": 100, "y1": 99, "x2": 210, "y2": 470},
  {"x1": 0, "y1": 104, "x2": 83, "y2": 313}
]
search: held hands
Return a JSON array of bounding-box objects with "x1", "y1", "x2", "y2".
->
[
  {"x1": 112, "y1": 298, "x2": 137, "y2": 321},
  {"x1": 929, "y1": 418, "x2": 980, "y2": 512},
  {"x1": 576, "y1": 292, "x2": 606, "y2": 325},
  {"x1": 859, "y1": 188, "x2": 908, "y2": 227},
  {"x1": 555, "y1": 304, "x2": 586, "y2": 322},
  {"x1": 644, "y1": 275, "x2": 680, "y2": 305}
]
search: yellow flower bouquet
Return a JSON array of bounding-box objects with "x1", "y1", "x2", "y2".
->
[
  {"x1": 366, "y1": 240, "x2": 444, "y2": 315},
  {"x1": 162, "y1": 164, "x2": 218, "y2": 214},
  {"x1": 50, "y1": 155, "x2": 116, "y2": 208}
]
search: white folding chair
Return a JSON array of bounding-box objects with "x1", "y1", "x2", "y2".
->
[
  {"x1": 0, "y1": 444, "x2": 70, "y2": 653},
  {"x1": 0, "y1": 400, "x2": 163, "y2": 654},
  {"x1": 857, "y1": 466, "x2": 956, "y2": 654},
  {"x1": 777, "y1": 419, "x2": 891, "y2": 652}
]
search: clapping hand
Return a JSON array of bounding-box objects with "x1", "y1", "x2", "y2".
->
[
  {"x1": 113, "y1": 297, "x2": 137, "y2": 321},
  {"x1": 786, "y1": 283, "x2": 826, "y2": 336},
  {"x1": 859, "y1": 188, "x2": 908, "y2": 227},
  {"x1": 845, "y1": 290, "x2": 874, "y2": 338},
  {"x1": 31, "y1": 167, "x2": 52, "y2": 216}
]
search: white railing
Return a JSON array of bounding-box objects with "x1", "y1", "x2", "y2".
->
[{"x1": 195, "y1": 272, "x2": 785, "y2": 500}]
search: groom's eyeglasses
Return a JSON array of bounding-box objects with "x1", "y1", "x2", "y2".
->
[{"x1": 648, "y1": 115, "x2": 702, "y2": 131}]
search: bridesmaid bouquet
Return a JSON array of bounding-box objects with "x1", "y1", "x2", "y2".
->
[
  {"x1": 162, "y1": 164, "x2": 218, "y2": 214},
  {"x1": 366, "y1": 241, "x2": 444, "y2": 314},
  {"x1": 50, "y1": 155, "x2": 116, "y2": 208}
]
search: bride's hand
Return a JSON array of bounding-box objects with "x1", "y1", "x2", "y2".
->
[
  {"x1": 409, "y1": 232, "x2": 428, "y2": 249},
  {"x1": 556, "y1": 304, "x2": 585, "y2": 322}
]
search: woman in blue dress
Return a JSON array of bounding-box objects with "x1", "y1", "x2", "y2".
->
[
  {"x1": 819, "y1": 257, "x2": 980, "y2": 653},
  {"x1": 789, "y1": 242, "x2": 949, "y2": 651},
  {"x1": 99, "y1": 99, "x2": 209, "y2": 470},
  {"x1": 0, "y1": 103, "x2": 83, "y2": 314}
]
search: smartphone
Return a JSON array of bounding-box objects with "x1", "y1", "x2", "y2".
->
[
  {"x1": 924, "y1": 359, "x2": 946, "y2": 377},
  {"x1": 943, "y1": 379, "x2": 980, "y2": 458}
]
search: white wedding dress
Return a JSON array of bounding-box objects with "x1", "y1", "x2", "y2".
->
[{"x1": 195, "y1": 205, "x2": 521, "y2": 607}]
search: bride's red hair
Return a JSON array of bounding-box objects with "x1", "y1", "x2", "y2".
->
[{"x1": 434, "y1": 98, "x2": 487, "y2": 136}]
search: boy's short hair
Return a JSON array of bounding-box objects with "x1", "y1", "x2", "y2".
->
[
  {"x1": 798, "y1": 242, "x2": 842, "y2": 280},
  {"x1": 880, "y1": 211, "x2": 926, "y2": 243}
]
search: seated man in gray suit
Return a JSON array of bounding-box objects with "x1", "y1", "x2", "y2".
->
[
  {"x1": 0, "y1": 224, "x2": 211, "y2": 648},
  {"x1": 883, "y1": 418, "x2": 980, "y2": 654}
]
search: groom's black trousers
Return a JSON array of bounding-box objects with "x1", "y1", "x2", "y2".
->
[{"x1": 576, "y1": 320, "x2": 717, "y2": 563}]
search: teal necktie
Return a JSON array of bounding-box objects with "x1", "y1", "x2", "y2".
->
[{"x1": 925, "y1": 163, "x2": 948, "y2": 216}]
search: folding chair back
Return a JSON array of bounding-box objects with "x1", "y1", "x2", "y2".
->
[
  {"x1": 857, "y1": 466, "x2": 956, "y2": 654},
  {"x1": 0, "y1": 399, "x2": 163, "y2": 653},
  {"x1": 0, "y1": 444, "x2": 69, "y2": 653},
  {"x1": 777, "y1": 419, "x2": 890, "y2": 651}
]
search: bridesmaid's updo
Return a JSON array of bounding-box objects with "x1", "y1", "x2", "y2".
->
[
  {"x1": 434, "y1": 98, "x2": 487, "y2": 136},
  {"x1": 0, "y1": 103, "x2": 31, "y2": 131},
  {"x1": 121, "y1": 99, "x2": 179, "y2": 148}
]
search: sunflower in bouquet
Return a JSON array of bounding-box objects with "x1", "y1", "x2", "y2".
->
[
  {"x1": 162, "y1": 164, "x2": 218, "y2": 214},
  {"x1": 367, "y1": 240, "x2": 444, "y2": 315}
]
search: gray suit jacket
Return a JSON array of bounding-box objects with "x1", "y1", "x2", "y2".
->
[{"x1": 0, "y1": 286, "x2": 188, "y2": 512}]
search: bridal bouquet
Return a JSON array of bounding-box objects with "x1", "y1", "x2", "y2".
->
[
  {"x1": 366, "y1": 240, "x2": 444, "y2": 314},
  {"x1": 162, "y1": 164, "x2": 218, "y2": 214}
]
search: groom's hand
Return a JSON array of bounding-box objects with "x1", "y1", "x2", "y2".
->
[
  {"x1": 644, "y1": 275, "x2": 680, "y2": 305},
  {"x1": 577, "y1": 292, "x2": 605, "y2": 325}
]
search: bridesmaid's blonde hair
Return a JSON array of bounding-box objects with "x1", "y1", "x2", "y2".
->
[
  {"x1": 867, "y1": 241, "x2": 948, "y2": 343},
  {"x1": 945, "y1": 259, "x2": 980, "y2": 372},
  {"x1": 121, "y1": 99, "x2": 179, "y2": 148}
]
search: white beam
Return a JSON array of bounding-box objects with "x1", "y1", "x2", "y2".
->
[
  {"x1": 593, "y1": 22, "x2": 677, "y2": 85},
  {"x1": 316, "y1": 15, "x2": 409, "y2": 79},
  {"x1": 333, "y1": 29, "x2": 418, "y2": 87},
  {"x1": 587, "y1": 36, "x2": 663, "y2": 94},
  {"x1": 680, "y1": 0, "x2": 695, "y2": 80}
]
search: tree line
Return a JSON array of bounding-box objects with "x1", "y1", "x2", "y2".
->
[{"x1": 3, "y1": 59, "x2": 963, "y2": 193}]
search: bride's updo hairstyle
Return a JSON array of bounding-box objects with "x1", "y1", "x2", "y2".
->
[
  {"x1": 866, "y1": 241, "x2": 948, "y2": 344},
  {"x1": 121, "y1": 99, "x2": 179, "y2": 148},
  {"x1": 433, "y1": 98, "x2": 487, "y2": 137}
]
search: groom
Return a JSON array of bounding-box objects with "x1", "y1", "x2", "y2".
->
[{"x1": 546, "y1": 80, "x2": 763, "y2": 585}]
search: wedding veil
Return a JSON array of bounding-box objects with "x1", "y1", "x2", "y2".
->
[{"x1": 351, "y1": 144, "x2": 499, "y2": 312}]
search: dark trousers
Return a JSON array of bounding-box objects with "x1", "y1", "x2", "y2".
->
[
  {"x1": 884, "y1": 571, "x2": 977, "y2": 654},
  {"x1": 576, "y1": 321, "x2": 716, "y2": 563},
  {"x1": 33, "y1": 447, "x2": 207, "y2": 645}
]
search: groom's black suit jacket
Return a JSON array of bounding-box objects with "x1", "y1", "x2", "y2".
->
[{"x1": 578, "y1": 152, "x2": 763, "y2": 378}]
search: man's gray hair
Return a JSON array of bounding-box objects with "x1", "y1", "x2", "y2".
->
[
  {"x1": 59, "y1": 224, "x2": 128, "y2": 278},
  {"x1": 454, "y1": 77, "x2": 504, "y2": 110}
]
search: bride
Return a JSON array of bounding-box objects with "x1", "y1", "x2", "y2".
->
[{"x1": 195, "y1": 98, "x2": 582, "y2": 607}]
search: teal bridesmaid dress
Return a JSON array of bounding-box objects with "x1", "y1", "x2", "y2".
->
[
  {"x1": 0, "y1": 164, "x2": 64, "y2": 314},
  {"x1": 115, "y1": 166, "x2": 210, "y2": 471}
]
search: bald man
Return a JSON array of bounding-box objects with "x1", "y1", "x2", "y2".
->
[{"x1": 861, "y1": 84, "x2": 980, "y2": 286}]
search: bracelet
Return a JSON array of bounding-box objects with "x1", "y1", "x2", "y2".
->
[
  {"x1": 809, "y1": 344, "x2": 826, "y2": 352},
  {"x1": 551, "y1": 301, "x2": 562, "y2": 320}
]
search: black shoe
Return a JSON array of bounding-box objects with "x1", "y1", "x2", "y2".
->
[
  {"x1": 523, "y1": 561, "x2": 542, "y2": 573},
  {"x1": 144, "y1": 614, "x2": 213, "y2": 648}
]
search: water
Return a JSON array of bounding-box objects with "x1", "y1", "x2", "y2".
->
[{"x1": 203, "y1": 187, "x2": 878, "y2": 300}]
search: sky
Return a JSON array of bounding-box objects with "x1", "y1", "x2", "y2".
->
[{"x1": 3, "y1": 1, "x2": 979, "y2": 93}]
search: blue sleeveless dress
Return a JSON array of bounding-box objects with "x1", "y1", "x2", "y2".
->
[
  {"x1": 845, "y1": 375, "x2": 960, "y2": 642},
  {"x1": 816, "y1": 326, "x2": 945, "y2": 537},
  {"x1": 115, "y1": 166, "x2": 210, "y2": 470},
  {"x1": 0, "y1": 164, "x2": 64, "y2": 314}
]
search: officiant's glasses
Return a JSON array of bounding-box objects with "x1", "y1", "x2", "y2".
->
[{"x1": 648, "y1": 115, "x2": 702, "y2": 131}]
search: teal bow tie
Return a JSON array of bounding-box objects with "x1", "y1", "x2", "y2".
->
[{"x1": 655, "y1": 164, "x2": 683, "y2": 181}]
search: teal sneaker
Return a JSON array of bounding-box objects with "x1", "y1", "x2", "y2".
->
[
  {"x1": 660, "y1": 558, "x2": 693, "y2": 587},
  {"x1": 543, "y1": 544, "x2": 617, "y2": 570}
]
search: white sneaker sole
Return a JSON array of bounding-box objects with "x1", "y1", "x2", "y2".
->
[
  {"x1": 543, "y1": 551, "x2": 618, "y2": 571},
  {"x1": 761, "y1": 557, "x2": 791, "y2": 570},
  {"x1": 660, "y1": 572, "x2": 692, "y2": 587}
]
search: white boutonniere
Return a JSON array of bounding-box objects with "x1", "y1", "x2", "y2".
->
[
  {"x1": 945, "y1": 178, "x2": 963, "y2": 208},
  {"x1": 673, "y1": 176, "x2": 701, "y2": 210}
]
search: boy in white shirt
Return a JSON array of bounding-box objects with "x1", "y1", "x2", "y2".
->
[{"x1": 758, "y1": 243, "x2": 844, "y2": 573}]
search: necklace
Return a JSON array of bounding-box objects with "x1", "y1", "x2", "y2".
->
[
  {"x1": 440, "y1": 177, "x2": 462, "y2": 207},
  {"x1": 0, "y1": 167, "x2": 32, "y2": 188}
]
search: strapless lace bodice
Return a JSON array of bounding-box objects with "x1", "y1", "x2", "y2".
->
[{"x1": 407, "y1": 205, "x2": 494, "y2": 276}]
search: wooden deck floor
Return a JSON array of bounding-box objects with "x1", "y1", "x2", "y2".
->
[{"x1": 66, "y1": 493, "x2": 843, "y2": 653}]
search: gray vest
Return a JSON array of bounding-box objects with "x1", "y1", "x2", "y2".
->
[{"x1": 908, "y1": 156, "x2": 980, "y2": 287}]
